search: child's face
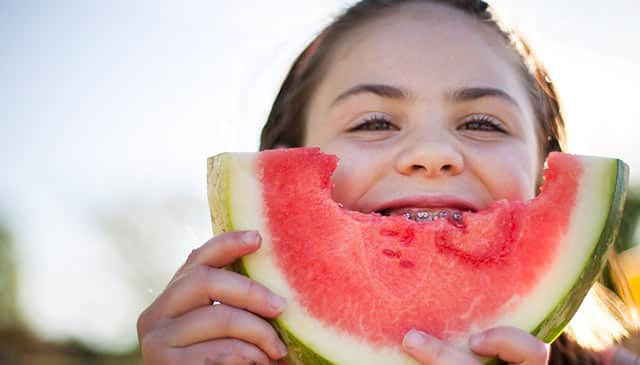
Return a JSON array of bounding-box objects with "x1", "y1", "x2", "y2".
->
[{"x1": 304, "y1": 4, "x2": 541, "y2": 215}]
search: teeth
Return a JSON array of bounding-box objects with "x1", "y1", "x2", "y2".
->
[{"x1": 401, "y1": 209, "x2": 459, "y2": 222}]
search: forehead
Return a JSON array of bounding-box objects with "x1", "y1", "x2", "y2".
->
[{"x1": 313, "y1": 3, "x2": 531, "y2": 110}]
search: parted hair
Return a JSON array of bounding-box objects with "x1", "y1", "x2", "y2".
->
[{"x1": 258, "y1": 1, "x2": 609, "y2": 364}]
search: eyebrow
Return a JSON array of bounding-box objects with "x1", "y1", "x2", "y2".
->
[
  {"x1": 330, "y1": 84, "x2": 410, "y2": 106},
  {"x1": 448, "y1": 87, "x2": 521, "y2": 109},
  {"x1": 330, "y1": 83, "x2": 520, "y2": 110}
]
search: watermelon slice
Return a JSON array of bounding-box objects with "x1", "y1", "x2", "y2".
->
[{"x1": 207, "y1": 148, "x2": 628, "y2": 365}]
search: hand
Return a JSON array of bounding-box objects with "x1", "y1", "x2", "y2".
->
[
  {"x1": 137, "y1": 231, "x2": 288, "y2": 365},
  {"x1": 403, "y1": 326, "x2": 549, "y2": 365}
]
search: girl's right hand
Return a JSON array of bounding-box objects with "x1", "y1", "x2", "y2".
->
[{"x1": 137, "y1": 231, "x2": 288, "y2": 365}]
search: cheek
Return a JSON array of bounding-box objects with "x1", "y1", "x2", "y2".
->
[
  {"x1": 321, "y1": 144, "x2": 385, "y2": 209},
  {"x1": 481, "y1": 147, "x2": 538, "y2": 202},
  {"x1": 330, "y1": 165, "x2": 357, "y2": 207},
  {"x1": 492, "y1": 171, "x2": 535, "y2": 201}
]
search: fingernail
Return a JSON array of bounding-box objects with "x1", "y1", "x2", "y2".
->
[
  {"x1": 276, "y1": 341, "x2": 288, "y2": 357},
  {"x1": 469, "y1": 332, "x2": 485, "y2": 348},
  {"x1": 269, "y1": 293, "x2": 287, "y2": 313},
  {"x1": 241, "y1": 231, "x2": 259, "y2": 244},
  {"x1": 403, "y1": 329, "x2": 426, "y2": 350}
]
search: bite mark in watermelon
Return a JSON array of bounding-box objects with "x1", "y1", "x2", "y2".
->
[{"x1": 207, "y1": 148, "x2": 628, "y2": 365}]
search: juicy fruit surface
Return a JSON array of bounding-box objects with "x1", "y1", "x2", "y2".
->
[{"x1": 258, "y1": 148, "x2": 580, "y2": 344}]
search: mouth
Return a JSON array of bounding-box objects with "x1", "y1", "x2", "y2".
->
[
  {"x1": 371, "y1": 196, "x2": 478, "y2": 224},
  {"x1": 378, "y1": 207, "x2": 468, "y2": 223}
]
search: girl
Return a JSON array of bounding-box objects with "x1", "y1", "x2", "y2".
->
[{"x1": 137, "y1": 1, "x2": 638, "y2": 364}]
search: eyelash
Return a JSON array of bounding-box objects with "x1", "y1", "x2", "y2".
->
[
  {"x1": 348, "y1": 114, "x2": 399, "y2": 132},
  {"x1": 460, "y1": 115, "x2": 507, "y2": 133},
  {"x1": 348, "y1": 114, "x2": 507, "y2": 133}
]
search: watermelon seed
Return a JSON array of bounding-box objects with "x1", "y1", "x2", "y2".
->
[
  {"x1": 400, "y1": 229, "x2": 415, "y2": 246},
  {"x1": 381, "y1": 229, "x2": 400, "y2": 236},
  {"x1": 382, "y1": 248, "x2": 401, "y2": 258},
  {"x1": 399, "y1": 260, "x2": 415, "y2": 268}
]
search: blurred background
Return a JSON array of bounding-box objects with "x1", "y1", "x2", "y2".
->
[{"x1": 1, "y1": 0, "x2": 639, "y2": 363}]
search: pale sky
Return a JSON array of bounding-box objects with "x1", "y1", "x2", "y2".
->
[{"x1": 1, "y1": 0, "x2": 639, "y2": 352}]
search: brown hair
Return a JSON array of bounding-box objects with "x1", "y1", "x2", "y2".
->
[
  {"x1": 259, "y1": 0, "x2": 565, "y2": 157},
  {"x1": 258, "y1": 1, "x2": 604, "y2": 364}
]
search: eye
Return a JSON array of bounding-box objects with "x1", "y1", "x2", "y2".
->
[
  {"x1": 459, "y1": 114, "x2": 507, "y2": 133},
  {"x1": 348, "y1": 113, "x2": 400, "y2": 132}
]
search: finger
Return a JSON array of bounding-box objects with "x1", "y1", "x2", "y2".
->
[
  {"x1": 174, "y1": 231, "x2": 262, "y2": 279},
  {"x1": 403, "y1": 330, "x2": 481, "y2": 365},
  {"x1": 161, "y1": 265, "x2": 286, "y2": 318},
  {"x1": 167, "y1": 304, "x2": 288, "y2": 360},
  {"x1": 177, "y1": 338, "x2": 278, "y2": 365},
  {"x1": 469, "y1": 326, "x2": 549, "y2": 365}
]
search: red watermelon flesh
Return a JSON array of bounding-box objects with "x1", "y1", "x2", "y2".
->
[
  {"x1": 207, "y1": 147, "x2": 627, "y2": 364},
  {"x1": 259, "y1": 148, "x2": 576, "y2": 344}
]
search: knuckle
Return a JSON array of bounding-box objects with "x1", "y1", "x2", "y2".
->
[
  {"x1": 227, "y1": 341, "x2": 269, "y2": 365},
  {"x1": 217, "y1": 231, "x2": 242, "y2": 246},
  {"x1": 245, "y1": 278, "x2": 262, "y2": 303},
  {"x1": 213, "y1": 304, "x2": 236, "y2": 332},
  {"x1": 193, "y1": 264, "x2": 212, "y2": 282},
  {"x1": 245, "y1": 278, "x2": 275, "y2": 312},
  {"x1": 226, "y1": 305, "x2": 241, "y2": 331},
  {"x1": 210, "y1": 354, "x2": 246, "y2": 365},
  {"x1": 139, "y1": 330, "x2": 164, "y2": 361},
  {"x1": 137, "y1": 308, "x2": 151, "y2": 335},
  {"x1": 208, "y1": 342, "x2": 251, "y2": 365},
  {"x1": 186, "y1": 247, "x2": 200, "y2": 264},
  {"x1": 198, "y1": 339, "x2": 271, "y2": 365},
  {"x1": 137, "y1": 306, "x2": 165, "y2": 338},
  {"x1": 431, "y1": 341, "x2": 450, "y2": 363},
  {"x1": 163, "y1": 351, "x2": 183, "y2": 365},
  {"x1": 480, "y1": 327, "x2": 500, "y2": 344}
]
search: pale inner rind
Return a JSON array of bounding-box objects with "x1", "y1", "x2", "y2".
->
[
  {"x1": 225, "y1": 154, "x2": 615, "y2": 365},
  {"x1": 488, "y1": 158, "x2": 614, "y2": 333}
]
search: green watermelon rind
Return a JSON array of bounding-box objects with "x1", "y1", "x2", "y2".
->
[
  {"x1": 208, "y1": 153, "x2": 336, "y2": 365},
  {"x1": 232, "y1": 260, "x2": 336, "y2": 365},
  {"x1": 207, "y1": 152, "x2": 628, "y2": 365},
  {"x1": 207, "y1": 155, "x2": 233, "y2": 237},
  {"x1": 530, "y1": 159, "x2": 628, "y2": 343}
]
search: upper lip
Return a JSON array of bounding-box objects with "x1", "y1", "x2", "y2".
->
[{"x1": 365, "y1": 195, "x2": 480, "y2": 214}]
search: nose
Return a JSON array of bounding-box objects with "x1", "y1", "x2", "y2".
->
[{"x1": 395, "y1": 137, "x2": 464, "y2": 177}]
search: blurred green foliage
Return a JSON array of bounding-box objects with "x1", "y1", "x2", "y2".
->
[
  {"x1": 0, "y1": 220, "x2": 18, "y2": 331},
  {"x1": 0, "y1": 220, "x2": 142, "y2": 365},
  {"x1": 615, "y1": 188, "x2": 640, "y2": 252},
  {"x1": 601, "y1": 186, "x2": 640, "y2": 295}
]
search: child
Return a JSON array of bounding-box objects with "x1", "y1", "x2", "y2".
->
[{"x1": 137, "y1": 1, "x2": 638, "y2": 364}]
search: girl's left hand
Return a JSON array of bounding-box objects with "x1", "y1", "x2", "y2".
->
[{"x1": 402, "y1": 326, "x2": 550, "y2": 365}]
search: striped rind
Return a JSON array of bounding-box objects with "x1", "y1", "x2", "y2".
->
[
  {"x1": 207, "y1": 154, "x2": 232, "y2": 236},
  {"x1": 530, "y1": 158, "x2": 628, "y2": 341},
  {"x1": 206, "y1": 152, "x2": 628, "y2": 365},
  {"x1": 207, "y1": 153, "x2": 338, "y2": 365}
]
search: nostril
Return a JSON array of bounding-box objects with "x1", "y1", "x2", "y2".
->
[{"x1": 442, "y1": 164, "x2": 453, "y2": 172}]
